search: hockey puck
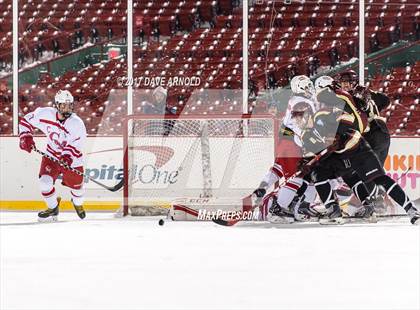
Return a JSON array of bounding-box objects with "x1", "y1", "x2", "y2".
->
[{"x1": 158, "y1": 219, "x2": 165, "y2": 226}]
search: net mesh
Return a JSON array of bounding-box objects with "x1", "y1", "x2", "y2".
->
[{"x1": 124, "y1": 116, "x2": 276, "y2": 215}]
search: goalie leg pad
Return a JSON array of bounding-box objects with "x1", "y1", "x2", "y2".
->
[{"x1": 276, "y1": 177, "x2": 303, "y2": 209}]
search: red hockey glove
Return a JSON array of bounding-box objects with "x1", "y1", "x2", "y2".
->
[
  {"x1": 19, "y1": 134, "x2": 35, "y2": 153},
  {"x1": 60, "y1": 154, "x2": 73, "y2": 167}
]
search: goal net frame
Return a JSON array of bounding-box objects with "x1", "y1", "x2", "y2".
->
[{"x1": 122, "y1": 113, "x2": 279, "y2": 216}]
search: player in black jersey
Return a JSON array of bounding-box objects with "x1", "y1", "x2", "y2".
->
[
  {"x1": 338, "y1": 70, "x2": 391, "y2": 165},
  {"x1": 298, "y1": 88, "x2": 419, "y2": 225},
  {"x1": 338, "y1": 71, "x2": 391, "y2": 211}
]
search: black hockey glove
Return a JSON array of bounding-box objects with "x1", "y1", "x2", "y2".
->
[
  {"x1": 297, "y1": 157, "x2": 315, "y2": 176},
  {"x1": 353, "y1": 85, "x2": 371, "y2": 111},
  {"x1": 253, "y1": 182, "x2": 268, "y2": 198}
]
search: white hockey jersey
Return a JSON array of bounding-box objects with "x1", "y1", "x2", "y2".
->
[
  {"x1": 19, "y1": 107, "x2": 87, "y2": 168},
  {"x1": 283, "y1": 94, "x2": 317, "y2": 139}
]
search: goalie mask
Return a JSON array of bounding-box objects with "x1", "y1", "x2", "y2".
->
[
  {"x1": 54, "y1": 90, "x2": 74, "y2": 119},
  {"x1": 291, "y1": 101, "x2": 314, "y2": 131},
  {"x1": 337, "y1": 70, "x2": 358, "y2": 92},
  {"x1": 290, "y1": 75, "x2": 315, "y2": 99}
]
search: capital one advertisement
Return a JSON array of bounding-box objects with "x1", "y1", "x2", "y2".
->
[{"x1": 0, "y1": 136, "x2": 419, "y2": 210}]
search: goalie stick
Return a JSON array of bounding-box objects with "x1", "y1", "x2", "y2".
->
[
  {"x1": 212, "y1": 147, "x2": 333, "y2": 226},
  {"x1": 32, "y1": 147, "x2": 124, "y2": 192}
]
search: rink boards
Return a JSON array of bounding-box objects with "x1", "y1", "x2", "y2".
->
[{"x1": 0, "y1": 136, "x2": 419, "y2": 212}]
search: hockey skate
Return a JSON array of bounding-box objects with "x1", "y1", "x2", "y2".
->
[
  {"x1": 72, "y1": 199, "x2": 86, "y2": 219},
  {"x1": 38, "y1": 197, "x2": 61, "y2": 222},
  {"x1": 295, "y1": 201, "x2": 321, "y2": 222},
  {"x1": 353, "y1": 198, "x2": 377, "y2": 223},
  {"x1": 407, "y1": 208, "x2": 420, "y2": 225},
  {"x1": 267, "y1": 199, "x2": 295, "y2": 224},
  {"x1": 370, "y1": 186, "x2": 387, "y2": 215},
  {"x1": 319, "y1": 202, "x2": 345, "y2": 225}
]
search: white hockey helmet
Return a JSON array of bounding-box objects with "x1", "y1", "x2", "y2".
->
[
  {"x1": 315, "y1": 75, "x2": 334, "y2": 91},
  {"x1": 54, "y1": 90, "x2": 74, "y2": 118},
  {"x1": 290, "y1": 75, "x2": 315, "y2": 98}
]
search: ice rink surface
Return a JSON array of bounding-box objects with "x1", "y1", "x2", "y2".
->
[{"x1": 1, "y1": 211, "x2": 419, "y2": 310}]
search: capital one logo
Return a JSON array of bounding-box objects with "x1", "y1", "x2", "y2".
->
[
  {"x1": 133, "y1": 146, "x2": 178, "y2": 185},
  {"x1": 133, "y1": 146, "x2": 174, "y2": 169},
  {"x1": 88, "y1": 145, "x2": 178, "y2": 185}
]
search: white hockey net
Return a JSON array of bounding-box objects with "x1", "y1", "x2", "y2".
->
[{"x1": 122, "y1": 115, "x2": 277, "y2": 216}]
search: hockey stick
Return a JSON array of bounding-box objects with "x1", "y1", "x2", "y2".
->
[
  {"x1": 32, "y1": 147, "x2": 124, "y2": 192},
  {"x1": 212, "y1": 147, "x2": 333, "y2": 226}
]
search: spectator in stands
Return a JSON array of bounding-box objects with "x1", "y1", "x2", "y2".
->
[
  {"x1": 193, "y1": 14, "x2": 201, "y2": 29},
  {"x1": 267, "y1": 73, "x2": 277, "y2": 89},
  {"x1": 416, "y1": 23, "x2": 420, "y2": 40},
  {"x1": 209, "y1": 18, "x2": 216, "y2": 29},
  {"x1": 144, "y1": 86, "x2": 175, "y2": 135},
  {"x1": 122, "y1": 28, "x2": 127, "y2": 44},
  {"x1": 34, "y1": 42, "x2": 45, "y2": 61},
  {"x1": 107, "y1": 25, "x2": 113, "y2": 41},
  {"x1": 249, "y1": 79, "x2": 258, "y2": 98},
  {"x1": 347, "y1": 41, "x2": 356, "y2": 58},
  {"x1": 138, "y1": 28, "x2": 145, "y2": 44},
  {"x1": 91, "y1": 26, "x2": 100, "y2": 44},
  {"x1": 390, "y1": 25, "x2": 401, "y2": 43},
  {"x1": 52, "y1": 39, "x2": 60, "y2": 56},
  {"x1": 291, "y1": 16, "x2": 300, "y2": 27},
  {"x1": 144, "y1": 86, "x2": 168, "y2": 114},
  {"x1": 326, "y1": 16, "x2": 334, "y2": 26},
  {"x1": 0, "y1": 82, "x2": 9, "y2": 101},
  {"x1": 307, "y1": 57, "x2": 317, "y2": 77},
  {"x1": 328, "y1": 46, "x2": 339, "y2": 68},
  {"x1": 75, "y1": 29, "x2": 83, "y2": 47},
  {"x1": 309, "y1": 15, "x2": 316, "y2": 27},
  {"x1": 32, "y1": 45, "x2": 39, "y2": 61},
  {"x1": 286, "y1": 64, "x2": 297, "y2": 82},
  {"x1": 369, "y1": 35, "x2": 380, "y2": 52},
  {"x1": 18, "y1": 48, "x2": 25, "y2": 68},
  {"x1": 0, "y1": 57, "x2": 6, "y2": 71},
  {"x1": 152, "y1": 26, "x2": 160, "y2": 43},
  {"x1": 344, "y1": 16, "x2": 352, "y2": 27}
]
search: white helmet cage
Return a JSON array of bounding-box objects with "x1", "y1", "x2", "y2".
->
[
  {"x1": 54, "y1": 90, "x2": 74, "y2": 117},
  {"x1": 290, "y1": 75, "x2": 315, "y2": 98},
  {"x1": 315, "y1": 76, "x2": 334, "y2": 91}
]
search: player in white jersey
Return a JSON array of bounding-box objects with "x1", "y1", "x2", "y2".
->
[
  {"x1": 253, "y1": 75, "x2": 318, "y2": 223},
  {"x1": 19, "y1": 90, "x2": 87, "y2": 221}
]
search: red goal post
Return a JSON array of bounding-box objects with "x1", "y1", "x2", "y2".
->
[{"x1": 122, "y1": 114, "x2": 280, "y2": 216}]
